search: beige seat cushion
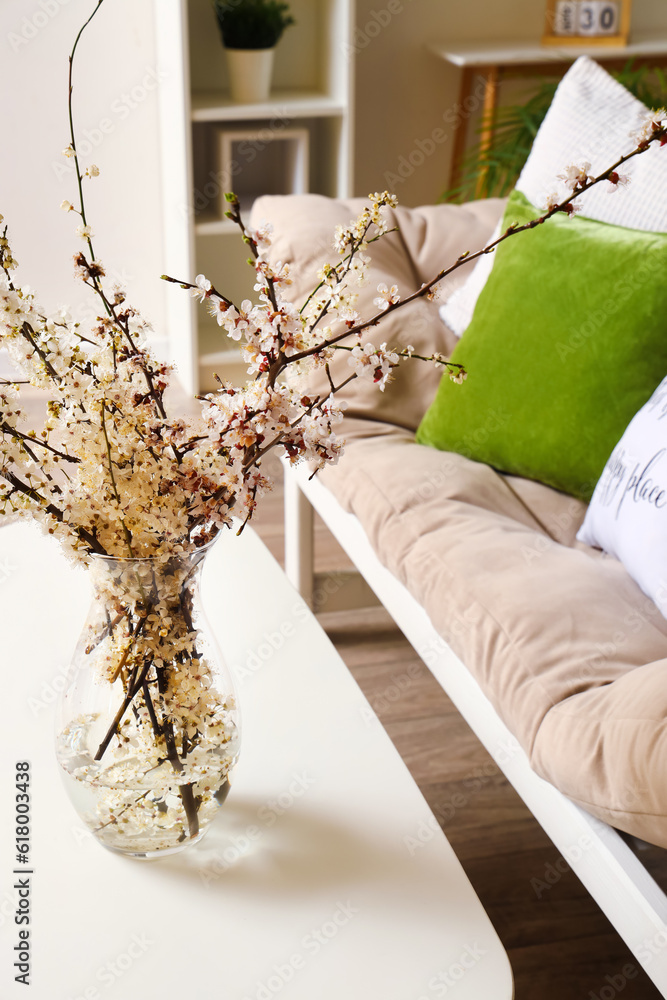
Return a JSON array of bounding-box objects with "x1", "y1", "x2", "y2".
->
[
  {"x1": 250, "y1": 193, "x2": 667, "y2": 846},
  {"x1": 320, "y1": 429, "x2": 667, "y2": 846}
]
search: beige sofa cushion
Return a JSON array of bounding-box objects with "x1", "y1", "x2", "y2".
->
[
  {"x1": 251, "y1": 193, "x2": 504, "y2": 431},
  {"x1": 250, "y1": 193, "x2": 667, "y2": 847},
  {"x1": 320, "y1": 429, "x2": 667, "y2": 846}
]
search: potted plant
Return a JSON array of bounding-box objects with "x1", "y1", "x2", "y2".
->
[{"x1": 212, "y1": 0, "x2": 295, "y2": 104}]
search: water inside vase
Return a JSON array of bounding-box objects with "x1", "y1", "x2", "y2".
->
[{"x1": 57, "y1": 715, "x2": 240, "y2": 857}]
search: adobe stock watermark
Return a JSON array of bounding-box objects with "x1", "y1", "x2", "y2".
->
[
  {"x1": 52, "y1": 67, "x2": 168, "y2": 181},
  {"x1": 457, "y1": 406, "x2": 511, "y2": 461},
  {"x1": 403, "y1": 738, "x2": 520, "y2": 856},
  {"x1": 359, "y1": 660, "x2": 422, "y2": 725},
  {"x1": 230, "y1": 598, "x2": 310, "y2": 683},
  {"x1": 636, "y1": 924, "x2": 667, "y2": 966},
  {"x1": 519, "y1": 495, "x2": 586, "y2": 566},
  {"x1": 403, "y1": 463, "x2": 455, "y2": 508},
  {"x1": 28, "y1": 660, "x2": 75, "y2": 717},
  {"x1": 530, "y1": 832, "x2": 594, "y2": 898},
  {"x1": 573, "y1": 594, "x2": 667, "y2": 687},
  {"x1": 418, "y1": 604, "x2": 481, "y2": 658},
  {"x1": 64, "y1": 267, "x2": 138, "y2": 330},
  {"x1": 241, "y1": 900, "x2": 359, "y2": 1000},
  {"x1": 383, "y1": 77, "x2": 489, "y2": 189},
  {"x1": 198, "y1": 771, "x2": 316, "y2": 885},
  {"x1": 342, "y1": 0, "x2": 407, "y2": 58},
  {"x1": 7, "y1": 0, "x2": 74, "y2": 53},
  {"x1": 64, "y1": 933, "x2": 154, "y2": 1000},
  {"x1": 416, "y1": 941, "x2": 488, "y2": 998},
  {"x1": 230, "y1": 572, "x2": 352, "y2": 682},
  {"x1": 557, "y1": 245, "x2": 666, "y2": 364},
  {"x1": 0, "y1": 556, "x2": 17, "y2": 586},
  {"x1": 587, "y1": 962, "x2": 640, "y2": 1000}
]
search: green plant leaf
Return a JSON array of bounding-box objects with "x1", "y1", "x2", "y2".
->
[
  {"x1": 212, "y1": 0, "x2": 295, "y2": 49},
  {"x1": 441, "y1": 62, "x2": 667, "y2": 203}
]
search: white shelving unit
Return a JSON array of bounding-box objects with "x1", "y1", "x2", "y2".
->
[{"x1": 155, "y1": 0, "x2": 354, "y2": 394}]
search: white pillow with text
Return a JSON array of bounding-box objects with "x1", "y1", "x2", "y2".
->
[{"x1": 577, "y1": 375, "x2": 667, "y2": 617}]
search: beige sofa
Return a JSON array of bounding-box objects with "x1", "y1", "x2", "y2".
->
[{"x1": 251, "y1": 191, "x2": 667, "y2": 851}]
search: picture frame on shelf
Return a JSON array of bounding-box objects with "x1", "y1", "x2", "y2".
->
[
  {"x1": 542, "y1": 0, "x2": 632, "y2": 46},
  {"x1": 216, "y1": 126, "x2": 310, "y2": 222}
]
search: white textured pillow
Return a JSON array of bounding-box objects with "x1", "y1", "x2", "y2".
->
[
  {"x1": 439, "y1": 222, "x2": 500, "y2": 337},
  {"x1": 577, "y1": 377, "x2": 667, "y2": 618},
  {"x1": 440, "y1": 56, "x2": 667, "y2": 337}
]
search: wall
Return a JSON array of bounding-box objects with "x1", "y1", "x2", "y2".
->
[
  {"x1": 0, "y1": 0, "x2": 167, "y2": 362},
  {"x1": 3, "y1": 0, "x2": 666, "y2": 371},
  {"x1": 352, "y1": 0, "x2": 667, "y2": 206}
]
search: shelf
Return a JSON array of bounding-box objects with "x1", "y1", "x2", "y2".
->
[
  {"x1": 428, "y1": 32, "x2": 667, "y2": 67},
  {"x1": 156, "y1": 0, "x2": 353, "y2": 393},
  {"x1": 199, "y1": 348, "x2": 250, "y2": 388},
  {"x1": 200, "y1": 348, "x2": 245, "y2": 367},
  {"x1": 195, "y1": 218, "x2": 237, "y2": 236},
  {"x1": 191, "y1": 90, "x2": 347, "y2": 122}
]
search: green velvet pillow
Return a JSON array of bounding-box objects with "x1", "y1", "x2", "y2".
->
[{"x1": 416, "y1": 190, "x2": 667, "y2": 501}]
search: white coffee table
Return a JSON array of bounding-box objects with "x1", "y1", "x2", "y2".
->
[{"x1": 0, "y1": 522, "x2": 513, "y2": 1000}]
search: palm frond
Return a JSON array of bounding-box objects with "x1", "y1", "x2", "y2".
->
[{"x1": 442, "y1": 62, "x2": 667, "y2": 203}]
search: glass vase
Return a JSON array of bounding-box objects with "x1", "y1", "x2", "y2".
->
[{"x1": 55, "y1": 541, "x2": 240, "y2": 860}]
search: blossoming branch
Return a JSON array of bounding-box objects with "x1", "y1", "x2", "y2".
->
[{"x1": 1, "y1": 0, "x2": 665, "y2": 565}]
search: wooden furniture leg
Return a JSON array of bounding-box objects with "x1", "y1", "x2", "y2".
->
[
  {"x1": 476, "y1": 64, "x2": 500, "y2": 198},
  {"x1": 449, "y1": 65, "x2": 475, "y2": 193},
  {"x1": 283, "y1": 465, "x2": 381, "y2": 614}
]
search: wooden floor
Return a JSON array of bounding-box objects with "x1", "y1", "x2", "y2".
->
[{"x1": 251, "y1": 454, "x2": 667, "y2": 1000}]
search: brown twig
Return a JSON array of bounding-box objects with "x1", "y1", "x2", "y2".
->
[
  {"x1": 141, "y1": 681, "x2": 163, "y2": 739},
  {"x1": 100, "y1": 399, "x2": 134, "y2": 556},
  {"x1": 1, "y1": 468, "x2": 107, "y2": 553},
  {"x1": 0, "y1": 420, "x2": 81, "y2": 463},
  {"x1": 19, "y1": 322, "x2": 61, "y2": 381},
  {"x1": 85, "y1": 608, "x2": 130, "y2": 654},
  {"x1": 68, "y1": 8, "x2": 178, "y2": 442},
  {"x1": 94, "y1": 790, "x2": 150, "y2": 834},
  {"x1": 94, "y1": 657, "x2": 152, "y2": 761},
  {"x1": 162, "y1": 717, "x2": 199, "y2": 839}
]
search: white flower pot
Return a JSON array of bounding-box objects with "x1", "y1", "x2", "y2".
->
[{"x1": 225, "y1": 47, "x2": 275, "y2": 104}]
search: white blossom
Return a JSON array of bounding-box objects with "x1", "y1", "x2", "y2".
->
[
  {"x1": 191, "y1": 273, "x2": 212, "y2": 303},
  {"x1": 373, "y1": 283, "x2": 400, "y2": 311},
  {"x1": 557, "y1": 161, "x2": 593, "y2": 191},
  {"x1": 348, "y1": 341, "x2": 399, "y2": 391},
  {"x1": 607, "y1": 171, "x2": 631, "y2": 193},
  {"x1": 248, "y1": 221, "x2": 273, "y2": 252},
  {"x1": 630, "y1": 108, "x2": 667, "y2": 146}
]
